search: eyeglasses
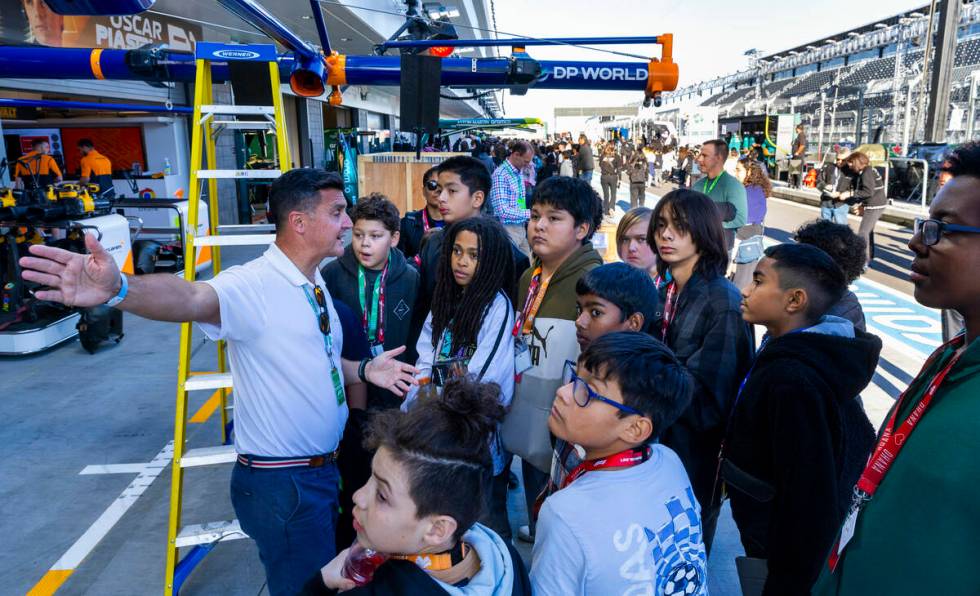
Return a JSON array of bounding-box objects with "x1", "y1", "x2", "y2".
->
[
  {"x1": 425, "y1": 179, "x2": 439, "y2": 192},
  {"x1": 561, "y1": 360, "x2": 643, "y2": 416},
  {"x1": 312, "y1": 285, "x2": 332, "y2": 335},
  {"x1": 913, "y1": 217, "x2": 980, "y2": 247}
]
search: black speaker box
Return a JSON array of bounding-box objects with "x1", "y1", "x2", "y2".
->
[{"x1": 400, "y1": 54, "x2": 442, "y2": 134}]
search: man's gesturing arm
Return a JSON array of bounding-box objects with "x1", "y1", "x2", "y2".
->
[{"x1": 20, "y1": 232, "x2": 220, "y2": 326}]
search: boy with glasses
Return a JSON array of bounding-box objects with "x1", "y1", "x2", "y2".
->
[
  {"x1": 531, "y1": 332, "x2": 706, "y2": 596},
  {"x1": 813, "y1": 141, "x2": 980, "y2": 595}
]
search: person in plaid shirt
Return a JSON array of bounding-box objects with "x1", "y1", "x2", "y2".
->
[
  {"x1": 647, "y1": 189, "x2": 754, "y2": 554},
  {"x1": 490, "y1": 140, "x2": 534, "y2": 256}
]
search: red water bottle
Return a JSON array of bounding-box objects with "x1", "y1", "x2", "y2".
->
[{"x1": 341, "y1": 541, "x2": 389, "y2": 586}]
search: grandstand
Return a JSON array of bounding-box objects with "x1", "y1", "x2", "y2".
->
[{"x1": 636, "y1": 1, "x2": 980, "y2": 156}]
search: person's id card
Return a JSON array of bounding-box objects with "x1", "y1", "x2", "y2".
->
[
  {"x1": 370, "y1": 343, "x2": 385, "y2": 357},
  {"x1": 515, "y1": 336, "x2": 533, "y2": 375},
  {"x1": 330, "y1": 366, "x2": 346, "y2": 406}
]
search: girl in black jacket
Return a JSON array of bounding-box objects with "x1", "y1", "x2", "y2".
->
[{"x1": 303, "y1": 378, "x2": 531, "y2": 596}]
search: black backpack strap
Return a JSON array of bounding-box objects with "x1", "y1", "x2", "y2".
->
[{"x1": 477, "y1": 292, "x2": 510, "y2": 381}]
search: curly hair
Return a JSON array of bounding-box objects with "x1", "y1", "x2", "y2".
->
[
  {"x1": 738, "y1": 158, "x2": 772, "y2": 196},
  {"x1": 794, "y1": 219, "x2": 867, "y2": 283},
  {"x1": 942, "y1": 141, "x2": 980, "y2": 178},
  {"x1": 431, "y1": 217, "x2": 515, "y2": 354},
  {"x1": 351, "y1": 192, "x2": 400, "y2": 233},
  {"x1": 367, "y1": 376, "x2": 505, "y2": 541}
]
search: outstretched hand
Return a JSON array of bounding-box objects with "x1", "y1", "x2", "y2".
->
[
  {"x1": 365, "y1": 345, "x2": 419, "y2": 396},
  {"x1": 19, "y1": 233, "x2": 120, "y2": 308}
]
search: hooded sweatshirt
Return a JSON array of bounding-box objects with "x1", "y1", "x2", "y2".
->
[
  {"x1": 500, "y1": 243, "x2": 603, "y2": 472},
  {"x1": 721, "y1": 316, "x2": 880, "y2": 595},
  {"x1": 302, "y1": 523, "x2": 531, "y2": 596},
  {"x1": 322, "y1": 245, "x2": 420, "y2": 410}
]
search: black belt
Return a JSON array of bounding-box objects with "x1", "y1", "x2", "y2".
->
[{"x1": 237, "y1": 451, "x2": 338, "y2": 469}]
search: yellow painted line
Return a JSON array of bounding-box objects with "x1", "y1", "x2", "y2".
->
[
  {"x1": 189, "y1": 390, "x2": 222, "y2": 423},
  {"x1": 28, "y1": 569, "x2": 73, "y2": 596}
]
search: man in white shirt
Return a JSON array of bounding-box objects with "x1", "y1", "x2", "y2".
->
[{"x1": 19, "y1": 169, "x2": 417, "y2": 595}]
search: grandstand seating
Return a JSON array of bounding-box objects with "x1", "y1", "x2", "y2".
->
[
  {"x1": 784, "y1": 69, "x2": 841, "y2": 96},
  {"x1": 954, "y1": 37, "x2": 980, "y2": 67},
  {"x1": 841, "y1": 56, "x2": 897, "y2": 86}
]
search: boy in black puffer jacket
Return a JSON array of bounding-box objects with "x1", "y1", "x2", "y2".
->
[
  {"x1": 724, "y1": 243, "x2": 878, "y2": 595},
  {"x1": 323, "y1": 194, "x2": 420, "y2": 411}
]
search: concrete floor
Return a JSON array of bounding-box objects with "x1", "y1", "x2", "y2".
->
[{"x1": 3, "y1": 179, "x2": 932, "y2": 595}]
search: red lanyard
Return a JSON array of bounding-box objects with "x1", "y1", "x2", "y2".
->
[
  {"x1": 859, "y1": 334, "x2": 965, "y2": 495},
  {"x1": 829, "y1": 334, "x2": 966, "y2": 570},
  {"x1": 513, "y1": 266, "x2": 548, "y2": 337},
  {"x1": 421, "y1": 208, "x2": 431, "y2": 233},
  {"x1": 660, "y1": 281, "x2": 678, "y2": 341},
  {"x1": 561, "y1": 445, "x2": 652, "y2": 490}
]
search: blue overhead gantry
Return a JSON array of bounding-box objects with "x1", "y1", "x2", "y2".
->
[
  {"x1": 0, "y1": 0, "x2": 679, "y2": 109},
  {"x1": 0, "y1": 2, "x2": 678, "y2": 591}
]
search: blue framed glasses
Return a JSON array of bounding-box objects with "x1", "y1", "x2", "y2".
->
[
  {"x1": 561, "y1": 360, "x2": 643, "y2": 416},
  {"x1": 914, "y1": 217, "x2": 980, "y2": 247}
]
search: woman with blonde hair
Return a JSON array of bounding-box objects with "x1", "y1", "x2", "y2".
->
[
  {"x1": 615, "y1": 207, "x2": 657, "y2": 275},
  {"x1": 839, "y1": 151, "x2": 886, "y2": 267},
  {"x1": 731, "y1": 158, "x2": 771, "y2": 289}
]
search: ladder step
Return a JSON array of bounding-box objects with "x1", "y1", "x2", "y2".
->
[
  {"x1": 197, "y1": 169, "x2": 282, "y2": 179},
  {"x1": 175, "y1": 519, "x2": 248, "y2": 548},
  {"x1": 181, "y1": 445, "x2": 237, "y2": 468},
  {"x1": 211, "y1": 120, "x2": 276, "y2": 130},
  {"x1": 217, "y1": 224, "x2": 276, "y2": 233},
  {"x1": 184, "y1": 372, "x2": 233, "y2": 391},
  {"x1": 201, "y1": 104, "x2": 274, "y2": 116},
  {"x1": 193, "y1": 234, "x2": 276, "y2": 247}
]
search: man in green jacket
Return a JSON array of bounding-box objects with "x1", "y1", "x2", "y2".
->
[
  {"x1": 694, "y1": 139, "x2": 747, "y2": 252},
  {"x1": 813, "y1": 141, "x2": 980, "y2": 594}
]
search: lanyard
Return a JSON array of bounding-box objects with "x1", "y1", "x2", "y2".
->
[
  {"x1": 828, "y1": 334, "x2": 966, "y2": 571},
  {"x1": 561, "y1": 445, "x2": 652, "y2": 490},
  {"x1": 513, "y1": 266, "x2": 549, "y2": 336},
  {"x1": 860, "y1": 334, "x2": 965, "y2": 495},
  {"x1": 358, "y1": 258, "x2": 389, "y2": 345},
  {"x1": 660, "y1": 281, "x2": 678, "y2": 341},
  {"x1": 421, "y1": 208, "x2": 431, "y2": 233},
  {"x1": 702, "y1": 172, "x2": 722, "y2": 195},
  {"x1": 302, "y1": 285, "x2": 335, "y2": 360}
]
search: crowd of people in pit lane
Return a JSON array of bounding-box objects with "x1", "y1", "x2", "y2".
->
[{"x1": 17, "y1": 132, "x2": 980, "y2": 595}]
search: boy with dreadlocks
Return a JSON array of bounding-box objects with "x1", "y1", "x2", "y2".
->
[{"x1": 403, "y1": 217, "x2": 516, "y2": 540}]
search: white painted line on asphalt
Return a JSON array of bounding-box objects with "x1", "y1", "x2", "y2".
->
[
  {"x1": 48, "y1": 442, "x2": 173, "y2": 571},
  {"x1": 768, "y1": 197, "x2": 908, "y2": 231},
  {"x1": 866, "y1": 323, "x2": 934, "y2": 362},
  {"x1": 79, "y1": 464, "x2": 150, "y2": 475}
]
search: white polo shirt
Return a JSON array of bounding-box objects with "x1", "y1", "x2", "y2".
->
[{"x1": 200, "y1": 243, "x2": 348, "y2": 457}]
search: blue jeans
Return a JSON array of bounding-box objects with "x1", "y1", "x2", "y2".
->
[
  {"x1": 821, "y1": 203, "x2": 849, "y2": 224},
  {"x1": 231, "y1": 462, "x2": 340, "y2": 596},
  {"x1": 579, "y1": 169, "x2": 593, "y2": 182}
]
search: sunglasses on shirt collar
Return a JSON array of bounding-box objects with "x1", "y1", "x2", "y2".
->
[{"x1": 312, "y1": 286, "x2": 332, "y2": 335}]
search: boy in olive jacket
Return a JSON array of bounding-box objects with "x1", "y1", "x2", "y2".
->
[{"x1": 500, "y1": 176, "x2": 603, "y2": 542}]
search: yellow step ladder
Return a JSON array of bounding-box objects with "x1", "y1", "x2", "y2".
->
[{"x1": 164, "y1": 42, "x2": 291, "y2": 595}]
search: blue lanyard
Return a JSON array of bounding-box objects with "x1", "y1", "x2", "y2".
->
[{"x1": 302, "y1": 285, "x2": 335, "y2": 361}]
